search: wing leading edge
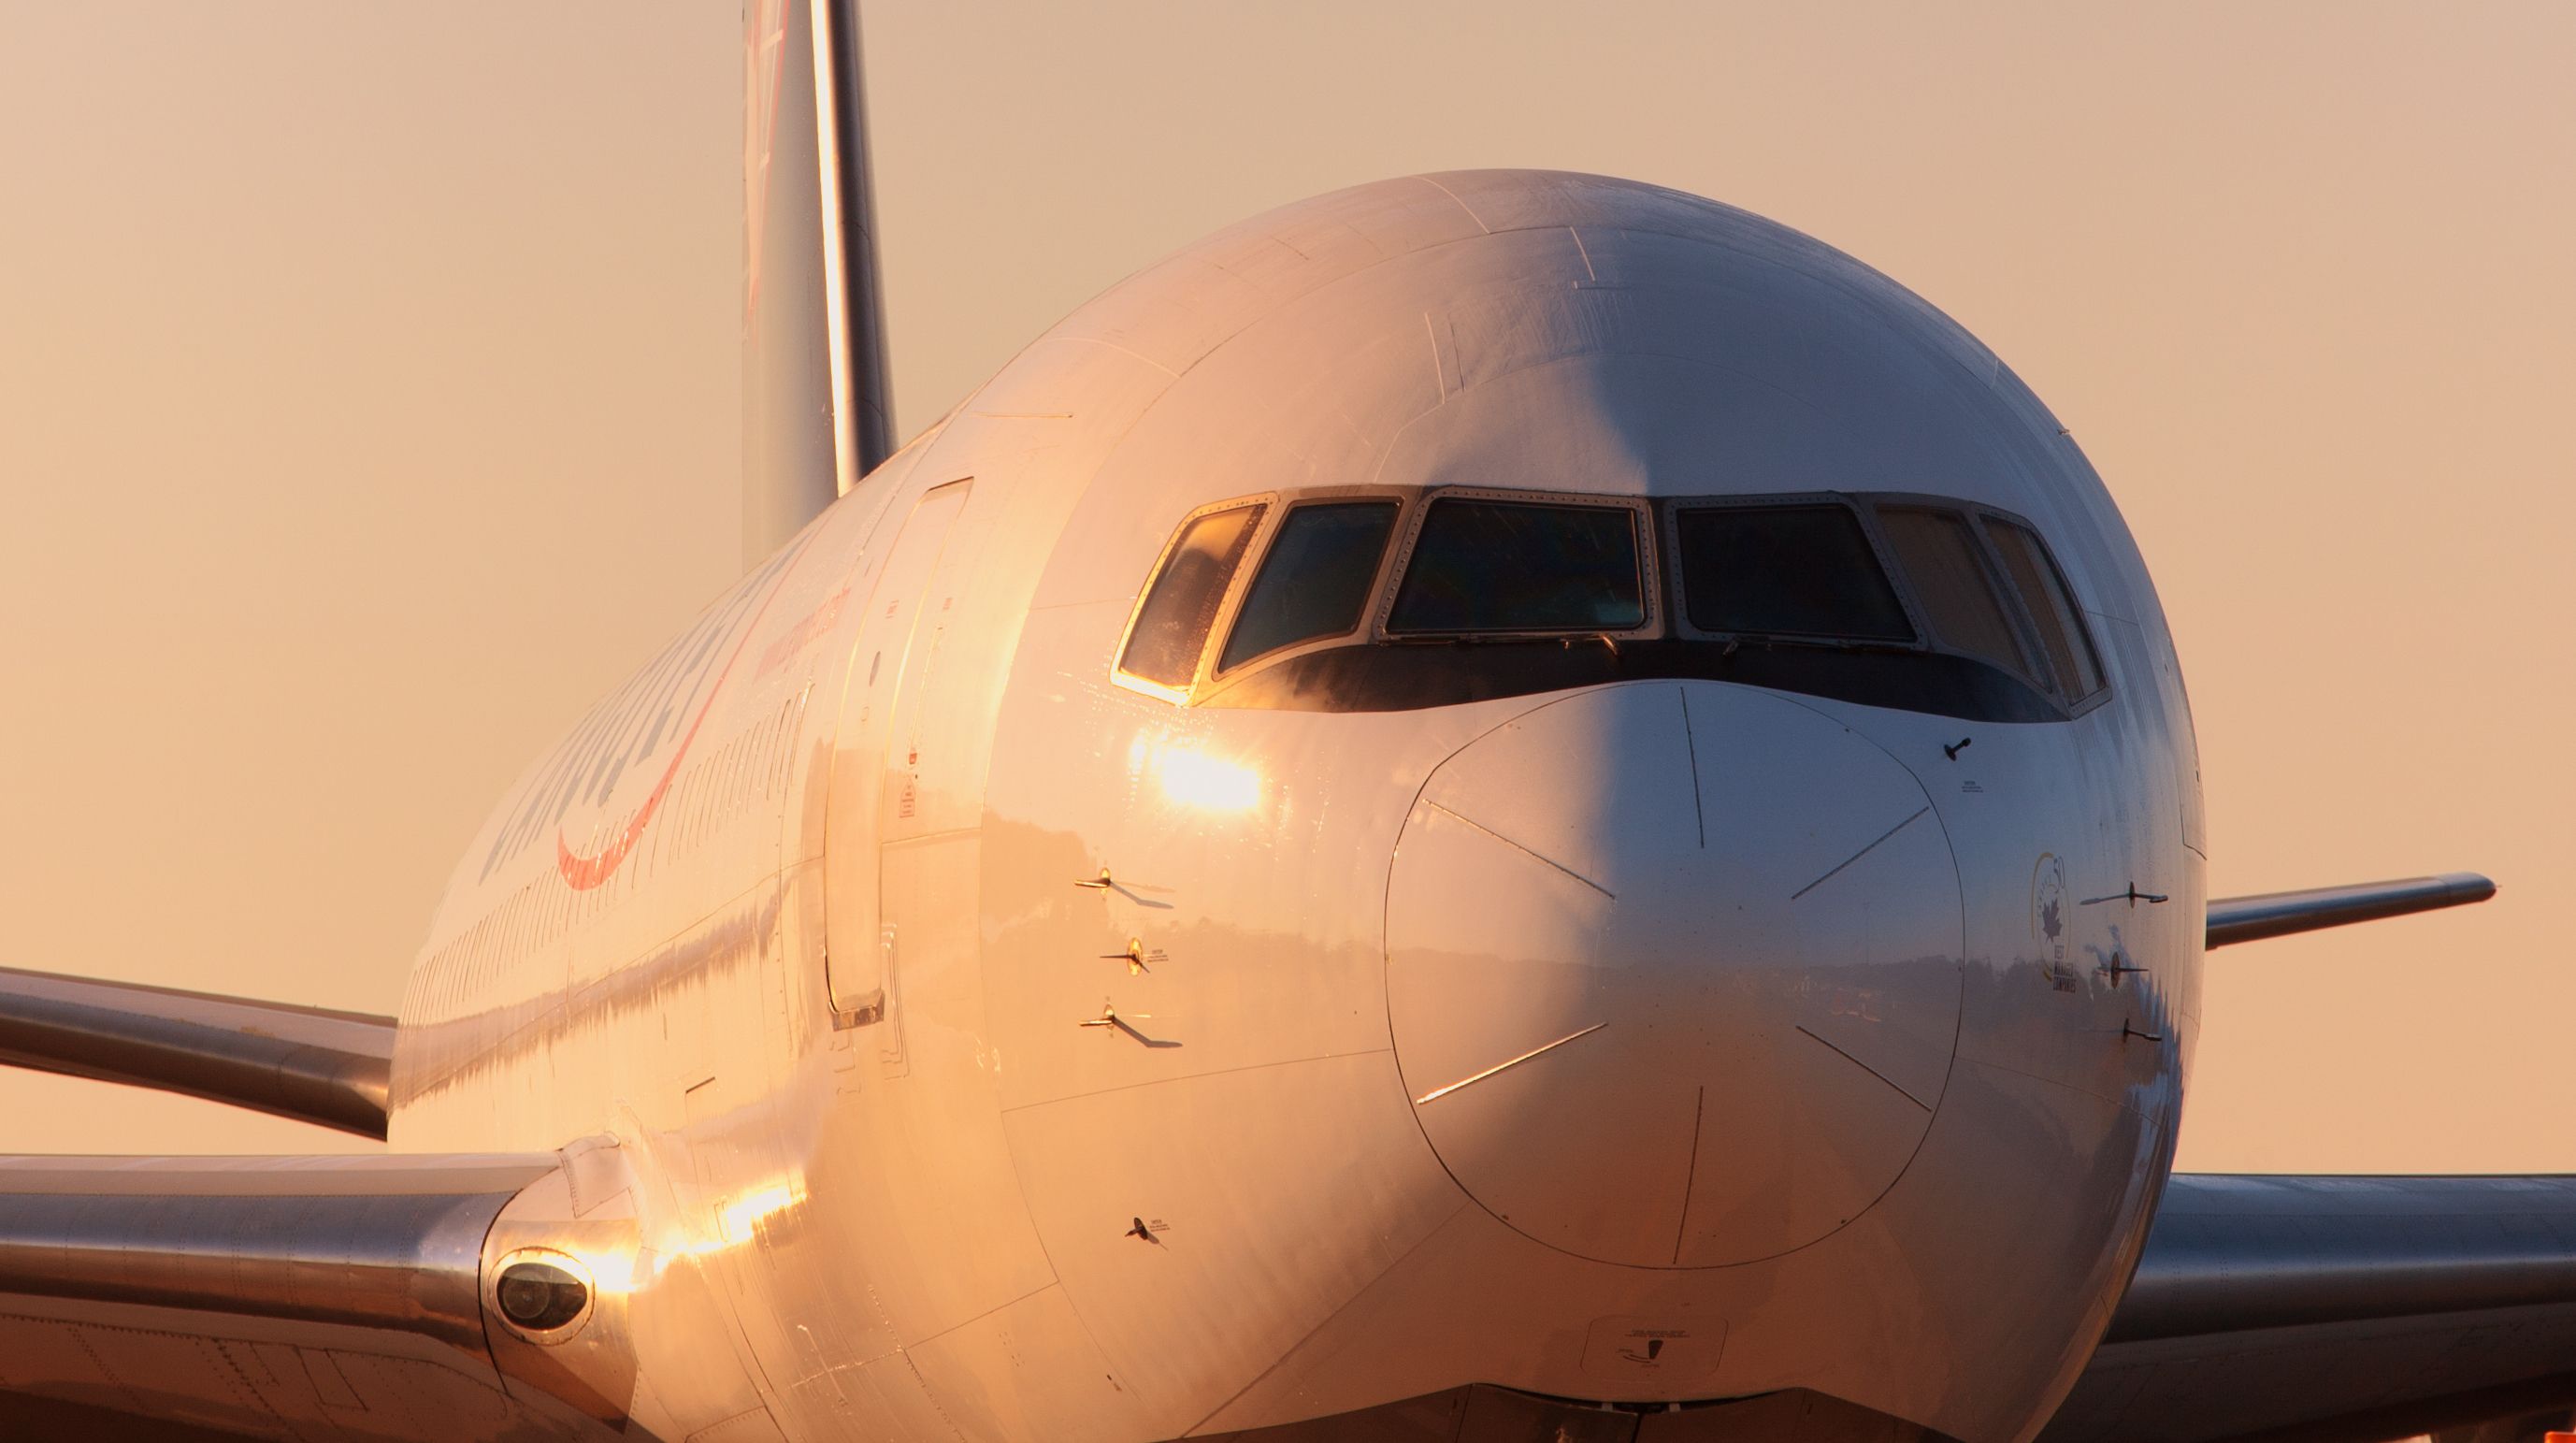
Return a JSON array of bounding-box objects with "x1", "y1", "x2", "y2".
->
[
  {"x1": 0, "y1": 1147, "x2": 640, "y2": 1440},
  {"x1": 0, "y1": 965, "x2": 393, "y2": 1137},
  {"x1": 2206, "y1": 873, "x2": 2497, "y2": 950},
  {"x1": 2045, "y1": 1173, "x2": 2576, "y2": 1443}
]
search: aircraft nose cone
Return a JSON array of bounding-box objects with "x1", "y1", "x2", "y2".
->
[{"x1": 1387, "y1": 684, "x2": 1963, "y2": 1268}]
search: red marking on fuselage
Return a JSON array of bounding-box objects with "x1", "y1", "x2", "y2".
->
[
  {"x1": 756, "y1": 584, "x2": 850, "y2": 679},
  {"x1": 556, "y1": 540, "x2": 813, "y2": 891}
]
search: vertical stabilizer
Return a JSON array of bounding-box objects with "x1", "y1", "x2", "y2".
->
[{"x1": 741, "y1": 0, "x2": 892, "y2": 568}]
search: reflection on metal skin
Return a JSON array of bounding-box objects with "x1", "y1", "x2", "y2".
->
[
  {"x1": 1188, "y1": 1381, "x2": 1959, "y2": 1442},
  {"x1": 1141, "y1": 738, "x2": 1265, "y2": 813},
  {"x1": 0, "y1": 964, "x2": 393, "y2": 1137},
  {"x1": 2046, "y1": 1175, "x2": 2576, "y2": 1443},
  {"x1": 1413, "y1": 1021, "x2": 1609, "y2": 1106},
  {"x1": 476, "y1": 1139, "x2": 678, "y2": 1435},
  {"x1": 712, "y1": 1177, "x2": 801, "y2": 1248},
  {"x1": 2109, "y1": 1173, "x2": 2576, "y2": 1343},
  {"x1": 0, "y1": 1152, "x2": 555, "y2": 1356}
]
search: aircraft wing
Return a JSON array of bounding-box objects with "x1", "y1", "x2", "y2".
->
[
  {"x1": 2043, "y1": 1173, "x2": 2576, "y2": 1443},
  {"x1": 2205, "y1": 873, "x2": 2497, "y2": 949},
  {"x1": 0, "y1": 1147, "x2": 636, "y2": 1440},
  {"x1": 0, "y1": 965, "x2": 394, "y2": 1137}
]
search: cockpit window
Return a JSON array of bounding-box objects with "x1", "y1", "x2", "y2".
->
[
  {"x1": 1875, "y1": 506, "x2": 2041, "y2": 684},
  {"x1": 1118, "y1": 501, "x2": 1266, "y2": 692},
  {"x1": 1115, "y1": 484, "x2": 2108, "y2": 724},
  {"x1": 1217, "y1": 500, "x2": 1399, "y2": 672},
  {"x1": 1388, "y1": 498, "x2": 1644, "y2": 634},
  {"x1": 1986, "y1": 517, "x2": 2104, "y2": 700},
  {"x1": 1672, "y1": 503, "x2": 1913, "y2": 642}
]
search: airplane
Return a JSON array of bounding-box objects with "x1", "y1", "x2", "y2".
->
[{"x1": 0, "y1": 4, "x2": 2563, "y2": 1440}]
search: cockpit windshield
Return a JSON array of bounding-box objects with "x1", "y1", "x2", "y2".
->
[
  {"x1": 1125, "y1": 483, "x2": 2107, "y2": 724},
  {"x1": 1387, "y1": 498, "x2": 1644, "y2": 634},
  {"x1": 1874, "y1": 506, "x2": 2037, "y2": 683},
  {"x1": 1671, "y1": 503, "x2": 1913, "y2": 642},
  {"x1": 1117, "y1": 501, "x2": 1266, "y2": 691},
  {"x1": 1985, "y1": 517, "x2": 2104, "y2": 700},
  {"x1": 1218, "y1": 500, "x2": 1399, "y2": 671}
]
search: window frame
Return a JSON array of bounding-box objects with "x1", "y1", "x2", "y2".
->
[
  {"x1": 1111, "y1": 482, "x2": 2109, "y2": 718},
  {"x1": 1371, "y1": 486, "x2": 1662, "y2": 643},
  {"x1": 1967, "y1": 505, "x2": 2110, "y2": 710},
  {"x1": 1865, "y1": 495, "x2": 2052, "y2": 689},
  {"x1": 1207, "y1": 490, "x2": 1413, "y2": 683},
  {"x1": 1656, "y1": 491, "x2": 1928, "y2": 651},
  {"x1": 1864, "y1": 490, "x2": 2110, "y2": 714},
  {"x1": 1110, "y1": 492, "x2": 1277, "y2": 704}
]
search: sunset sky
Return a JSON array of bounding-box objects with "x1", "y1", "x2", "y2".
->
[{"x1": 1, "y1": 3, "x2": 2569, "y2": 1171}]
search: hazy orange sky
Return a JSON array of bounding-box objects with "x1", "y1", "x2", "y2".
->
[{"x1": 1, "y1": 4, "x2": 2569, "y2": 1172}]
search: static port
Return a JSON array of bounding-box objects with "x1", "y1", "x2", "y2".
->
[{"x1": 495, "y1": 1259, "x2": 589, "y2": 1333}]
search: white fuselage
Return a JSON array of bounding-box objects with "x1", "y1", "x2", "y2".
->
[{"x1": 388, "y1": 172, "x2": 2205, "y2": 1443}]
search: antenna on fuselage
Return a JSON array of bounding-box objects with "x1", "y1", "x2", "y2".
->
[{"x1": 741, "y1": 0, "x2": 893, "y2": 569}]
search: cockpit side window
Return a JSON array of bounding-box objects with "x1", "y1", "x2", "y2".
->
[
  {"x1": 1117, "y1": 501, "x2": 1267, "y2": 696},
  {"x1": 1217, "y1": 500, "x2": 1400, "y2": 673},
  {"x1": 1874, "y1": 506, "x2": 2047, "y2": 686},
  {"x1": 1670, "y1": 502, "x2": 1914, "y2": 643},
  {"x1": 1985, "y1": 517, "x2": 2105, "y2": 700},
  {"x1": 1387, "y1": 498, "x2": 1646, "y2": 635}
]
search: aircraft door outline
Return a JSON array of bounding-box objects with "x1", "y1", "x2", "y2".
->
[{"x1": 823, "y1": 479, "x2": 971, "y2": 1019}]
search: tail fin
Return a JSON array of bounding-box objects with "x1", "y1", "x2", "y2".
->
[{"x1": 741, "y1": 0, "x2": 891, "y2": 567}]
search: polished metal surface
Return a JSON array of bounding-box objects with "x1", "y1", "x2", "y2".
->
[
  {"x1": 2109, "y1": 1173, "x2": 2576, "y2": 1342},
  {"x1": 2204, "y1": 872, "x2": 2497, "y2": 949},
  {"x1": 2044, "y1": 1173, "x2": 2576, "y2": 1443},
  {"x1": 0, "y1": 1155, "x2": 618, "y2": 1440},
  {"x1": 0, "y1": 964, "x2": 393, "y2": 1136},
  {"x1": 0, "y1": 1152, "x2": 554, "y2": 1355}
]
